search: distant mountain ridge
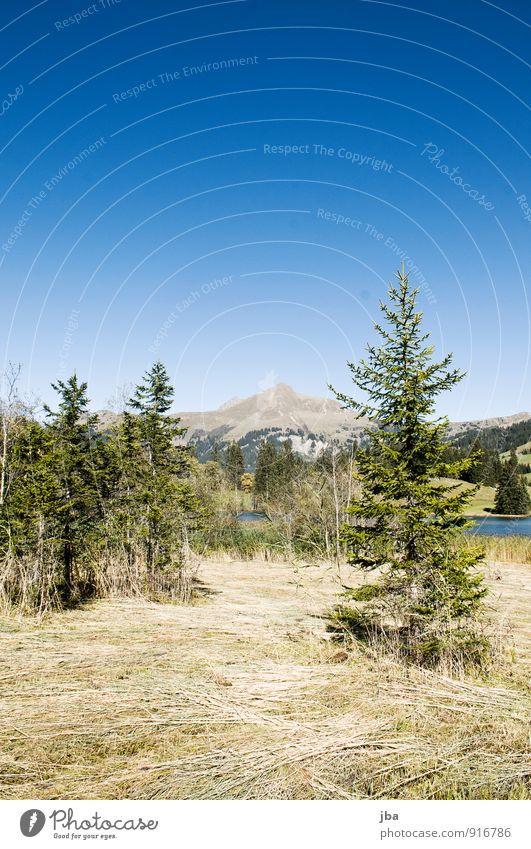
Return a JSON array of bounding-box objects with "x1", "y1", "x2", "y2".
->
[
  {"x1": 182, "y1": 383, "x2": 360, "y2": 435},
  {"x1": 96, "y1": 384, "x2": 531, "y2": 467},
  {"x1": 172, "y1": 384, "x2": 531, "y2": 466},
  {"x1": 448, "y1": 412, "x2": 531, "y2": 436}
]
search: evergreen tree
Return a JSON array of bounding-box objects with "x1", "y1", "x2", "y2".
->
[
  {"x1": 494, "y1": 450, "x2": 531, "y2": 515},
  {"x1": 277, "y1": 439, "x2": 297, "y2": 491},
  {"x1": 127, "y1": 361, "x2": 186, "y2": 472},
  {"x1": 482, "y1": 447, "x2": 503, "y2": 487},
  {"x1": 224, "y1": 442, "x2": 245, "y2": 490},
  {"x1": 460, "y1": 442, "x2": 486, "y2": 485},
  {"x1": 331, "y1": 269, "x2": 488, "y2": 667},
  {"x1": 44, "y1": 374, "x2": 104, "y2": 601},
  {"x1": 0, "y1": 417, "x2": 64, "y2": 611},
  {"x1": 254, "y1": 440, "x2": 278, "y2": 503},
  {"x1": 121, "y1": 362, "x2": 198, "y2": 587},
  {"x1": 456, "y1": 440, "x2": 502, "y2": 487},
  {"x1": 0, "y1": 364, "x2": 203, "y2": 611}
]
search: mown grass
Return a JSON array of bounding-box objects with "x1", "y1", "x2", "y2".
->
[
  {"x1": 0, "y1": 557, "x2": 529, "y2": 800},
  {"x1": 500, "y1": 442, "x2": 531, "y2": 462}
]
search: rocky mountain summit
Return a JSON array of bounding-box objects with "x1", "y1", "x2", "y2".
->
[{"x1": 172, "y1": 384, "x2": 531, "y2": 466}]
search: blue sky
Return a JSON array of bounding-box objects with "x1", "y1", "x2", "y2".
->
[{"x1": 1, "y1": 0, "x2": 530, "y2": 419}]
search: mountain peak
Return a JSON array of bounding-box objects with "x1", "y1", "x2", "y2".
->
[
  {"x1": 261, "y1": 382, "x2": 298, "y2": 396},
  {"x1": 217, "y1": 395, "x2": 241, "y2": 411},
  {"x1": 218, "y1": 384, "x2": 299, "y2": 410}
]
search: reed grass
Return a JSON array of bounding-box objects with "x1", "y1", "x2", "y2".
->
[
  {"x1": 0, "y1": 544, "x2": 198, "y2": 618},
  {"x1": 478, "y1": 535, "x2": 531, "y2": 564},
  {"x1": 193, "y1": 525, "x2": 531, "y2": 569}
]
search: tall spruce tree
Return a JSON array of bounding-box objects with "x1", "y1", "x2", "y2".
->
[
  {"x1": 44, "y1": 374, "x2": 104, "y2": 601},
  {"x1": 277, "y1": 439, "x2": 297, "y2": 491},
  {"x1": 122, "y1": 362, "x2": 197, "y2": 585},
  {"x1": 224, "y1": 442, "x2": 245, "y2": 490},
  {"x1": 494, "y1": 450, "x2": 530, "y2": 515},
  {"x1": 254, "y1": 440, "x2": 278, "y2": 504},
  {"x1": 0, "y1": 417, "x2": 64, "y2": 611},
  {"x1": 331, "y1": 269, "x2": 488, "y2": 667}
]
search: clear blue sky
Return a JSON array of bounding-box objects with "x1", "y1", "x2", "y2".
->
[{"x1": 1, "y1": 0, "x2": 530, "y2": 419}]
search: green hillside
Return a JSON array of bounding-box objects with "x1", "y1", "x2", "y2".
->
[
  {"x1": 438, "y1": 479, "x2": 530, "y2": 517},
  {"x1": 500, "y1": 442, "x2": 531, "y2": 484},
  {"x1": 500, "y1": 440, "x2": 531, "y2": 461}
]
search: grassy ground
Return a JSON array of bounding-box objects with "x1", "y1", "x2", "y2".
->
[
  {"x1": 442, "y1": 479, "x2": 530, "y2": 516},
  {"x1": 500, "y1": 443, "x2": 531, "y2": 485},
  {"x1": 0, "y1": 556, "x2": 529, "y2": 801},
  {"x1": 434, "y1": 479, "x2": 497, "y2": 516},
  {"x1": 464, "y1": 484, "x2": 498, "y2": 516},
  {"x1": 501, "y1": 442, "x2": 531, "y2": 462}
]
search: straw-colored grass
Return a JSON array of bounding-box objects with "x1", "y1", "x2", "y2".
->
[
  {"x1": 0, "y1": 557, "x2": 529, "y2": 800},
  {"x1": 480, "y1": 536, "x2": 531, "y2": 564}
]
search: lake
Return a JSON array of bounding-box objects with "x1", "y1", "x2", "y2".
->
[
  {"x1": 466, "y1": 516, "x2": 531, "y2": 537},
  {"x1": 236, "y1": 511, "x2": 270, "y2": 523},
  {"x1": 238, "y1": 511, "x2": 531, "y2": 536}
]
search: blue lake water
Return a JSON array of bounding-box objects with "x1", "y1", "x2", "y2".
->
[
  {"x1": 466, "y1": 516, "x2": 531, "y2": 537},
  {"x1": 236, "y1": 511, "x2": 270, "y2": 523},
  {"x1": 238, "y1": 511, "x2": 531, "y2": 536}
]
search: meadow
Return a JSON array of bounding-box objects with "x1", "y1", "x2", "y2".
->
[{"x1": 1, "y1": 550, "x2": 529, "y2": 800}]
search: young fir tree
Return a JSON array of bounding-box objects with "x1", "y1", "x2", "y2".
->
[
  {"x1": 0, "y1": 417, "x2": 64, "y2": 611},
  {"x1": 254, "y1": 440, "x2": 279, "y2": 504},
  {"x1": 121, "y1": 362, "x2": 198, "y2": 588},
  {"x1": 494, "y1": 450, "x2": 531, "y2": 515},
  {"x1": 331, "y1": 269, "x2": 488, "y2": 667},
  {"x1": 277, "y1": 439, "x2": 297, "y2": 492},
  {"x1": 44, "y1": 374, "x2": 104, "y2": 602},
  {"x1": 224, "y1": 441, "x2": 245, "y2": 490}
]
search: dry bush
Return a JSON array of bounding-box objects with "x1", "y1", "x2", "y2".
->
[
  {"x1": 0, "y1": 543, "x2": 199, "y2": 618},
  {"x1": 0, "y1": 549, "x2": 62, "y2": 616}
]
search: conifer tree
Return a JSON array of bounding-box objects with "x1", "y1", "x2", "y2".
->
[
  {"x1": 44, "y1": 374, "x2": 104, "y2": 601},
  {"x1": 0, "y1": 417, "x2": 63, "y2": 611},
  {"x1": 494, "y1": 450, "x2": 530, "y2": 515},
  {"x1": 277, "y1": 439, "x2": 297, "y2": 491},
  {"x1": 224, "y1": 442, "x2": 245, "y2": 490},
  {"x1": 121, "y1": 362, "x2": 198, "y2": 587},
  {"x1": 331, "y1": 269, "x2": 488, "y2": 667},
  {"x1": 127, "y1": 361, "x2": 186, "y2": 473},
  {"x1": 254, "y1": 440, "x2": 278, "y2": 503}
]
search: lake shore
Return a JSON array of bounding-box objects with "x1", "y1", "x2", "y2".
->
[{"x1": 467, "y1": 513, "x2": 531, "y2": 519}]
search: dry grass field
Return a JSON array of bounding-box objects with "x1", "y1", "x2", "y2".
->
[{"x1": 0, "y1": 556, "x2": 530, "y2": 800}]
